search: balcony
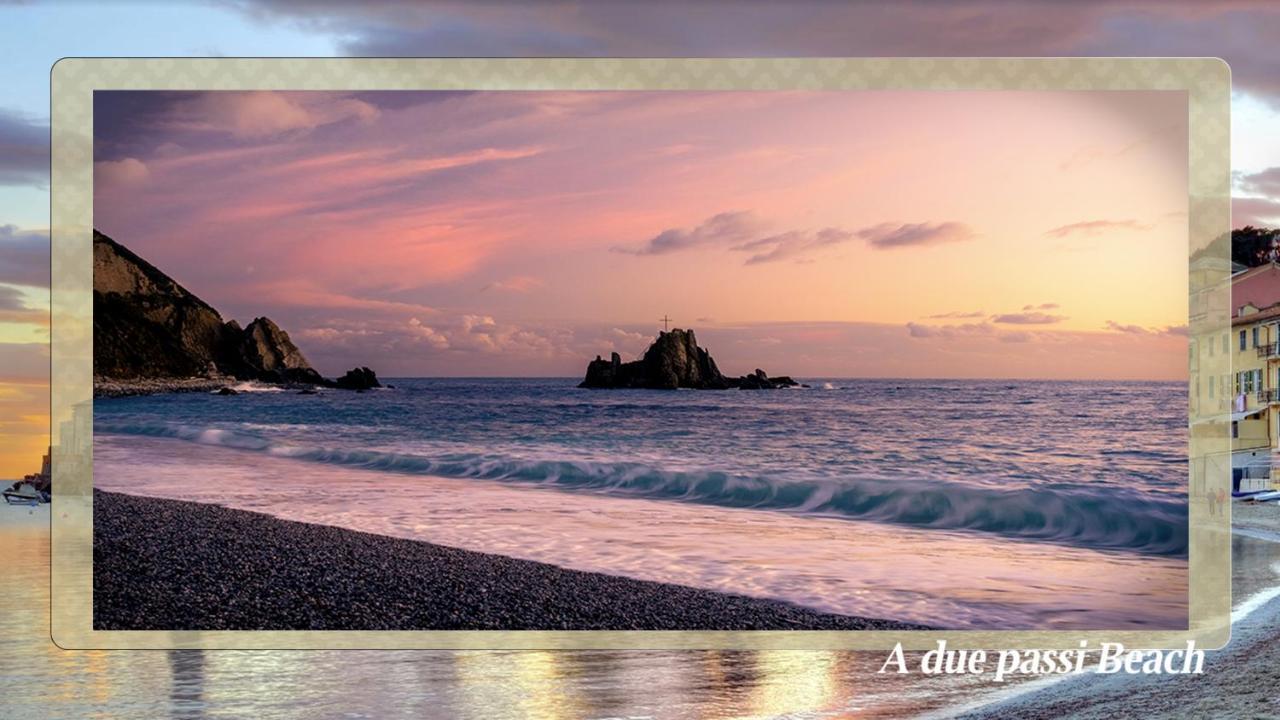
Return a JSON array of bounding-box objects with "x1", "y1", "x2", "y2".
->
[
  {"x1": 1259, "y1": 388, "x2": 1280, "y2": 404},
  {"x1": 1258, "y1": 343, "x2": 1280, "y2": 359}
]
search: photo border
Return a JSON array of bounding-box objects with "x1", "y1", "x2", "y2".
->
[{"x1": 51, "y1": 57, "x2": 1231, "y2": 650}]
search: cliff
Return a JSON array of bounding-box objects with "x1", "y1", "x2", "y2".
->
[
  {"x1": 579, "y1": 328, "x2": 799, "y2": 390},
  {"x1": 94, "y1": 230, "x2": 236, "y2": 379},
  {"x1": 93, "y1": 229, "x2": 375, "y2": 389}
]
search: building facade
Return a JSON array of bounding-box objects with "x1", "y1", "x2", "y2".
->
[{"x1": 1226, "y1": 264, "x2": 1280, "y2": 490}]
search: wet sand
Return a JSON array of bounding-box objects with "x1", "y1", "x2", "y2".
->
[
  {"x1": 950, "y1": 530, "x2": 1280, "y2": 719},
  {"x1": 93, "y1": 490, "x2": 929, "y2": 631}
]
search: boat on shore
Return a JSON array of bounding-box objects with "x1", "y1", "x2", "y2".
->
[{"x1": 3, "y1": 482, "x2": 49, "y2": 505}]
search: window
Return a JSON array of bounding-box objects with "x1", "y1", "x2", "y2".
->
[
  {"x1": 1241, "y1": 330, "x2": 1248, "y2": 351},
  {"x1": 1244, "y1": 371, "x2": 1254, "y2": 394},
  {"x1": 1209, "y1": 378, "x2": 1215, "y2": 398},
  {"x1": 1254, "y1": 327, "x2": 1261, "y2": 348},
  {"x1": 1233, "y1": 421, "x2": 1239, "y2": 439}
]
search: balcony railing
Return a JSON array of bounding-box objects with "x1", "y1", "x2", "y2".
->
[
  {"x1": 1259, "y1": 388, "x2": 1280, "y2": 404},
  {"x1": 1258, "y1": 343, "x2": 1280, "y2": 359}
]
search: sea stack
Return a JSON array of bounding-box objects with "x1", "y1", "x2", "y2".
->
[{"x1": 579, "y1": 328, "x2": 799, "y2": 390}]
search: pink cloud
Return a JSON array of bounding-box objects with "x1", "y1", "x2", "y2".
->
[
  {"x1": 1044, "y1": 219, "x2": 1149, "y2": 238},
  {"x1": 168, "y1": 92, "x2": 379, "y2": 138},
  {"x1": 94, "y1": 157, "x2": 149, "y2": 187},
  {"x1": 482, "y1": 275, "x2": 544, "y2": 293}
]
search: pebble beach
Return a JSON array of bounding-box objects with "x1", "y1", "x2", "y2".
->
[{"x1": 92, "y1": 490, "x2": 930, "y2": 632}]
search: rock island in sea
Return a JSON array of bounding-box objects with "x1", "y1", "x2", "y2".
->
[{"x1": 579, "y1": 327, "x2": 802, "y2": 390}]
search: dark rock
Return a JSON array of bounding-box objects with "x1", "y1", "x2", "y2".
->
[
  {"x1": 297, "y1": 389, "x2": 319, "y2": 395},
  {"x1": 93, "y1": 229, "x2": 380, "y2": 391},
  {"x1": 216, "y1": 387, "x2": 238, "y2": 395},
  {"x1": 580, "y1": 330, "x2": 730, "y2": 389},
  {"x1": 736, "y1": 369, "x2": 800, "y2": 390},
  {"x1": 580, "y1": 329, "x2": 796, "y2": 390},
  {"x1": 229, "y1": 317, "x2": 325, "y2": 384},
  {"x1": 94, "y1": 230, "x2": 237, "y2": 379},
  {"x1": 333, "y1": 366, "x2": 381, "y2": 391}
]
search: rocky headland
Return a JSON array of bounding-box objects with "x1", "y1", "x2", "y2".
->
[
  {"x1": 579, "y1": 328, "x2": 800, "y2": 390},
  {"x1": 93, "y1": 229, "x2": 380, "y2": 396}
]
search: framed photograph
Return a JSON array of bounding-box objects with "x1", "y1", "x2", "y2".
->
[{"x1": 50, "y1": 57, "x2": 1230, "y2": 650}]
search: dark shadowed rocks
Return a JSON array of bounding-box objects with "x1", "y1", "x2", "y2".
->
[
  {"x1": 579, "y1": 329, "x2": 799, "y2": 390},
  {"x1": 333, "y1": 366, "x2": 381, "y2": 390},
  {"x1": 94, "y1": 230, "x2": 235, "y2": 379},
  {"x1": 737, "y1": 369, "x2": 800, "y2": 390},
  {"x1": 93, "y1": 229, "x2": 377, "y2": 393},
  {"x1": 231, "y1": 317, "x2": 327, "y2": 385}
]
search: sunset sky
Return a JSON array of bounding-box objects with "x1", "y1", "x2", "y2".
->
[
  {"x1": 3, "y1": 0, "x2": 1280, "y2": 476},
  {"x1": 94, "y1": 89, "x2": 1190, "y2": 380}
]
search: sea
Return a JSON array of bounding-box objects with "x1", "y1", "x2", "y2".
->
[{"x1": 92, "y1": 377, "x2": 1189, "y2": 630}]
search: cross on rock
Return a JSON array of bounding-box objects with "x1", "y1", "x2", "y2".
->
[{"x1": 660, "y1": 314, "x2": 672, "y2": 331}]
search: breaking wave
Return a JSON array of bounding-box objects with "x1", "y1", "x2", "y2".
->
[{"x1": 96, "y1": 420, "x2": 1188, "y2": 558}]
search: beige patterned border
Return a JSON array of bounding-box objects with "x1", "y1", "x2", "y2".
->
[{"x1": 51, "y1": 58, "x2": 1230, "y2": 650}]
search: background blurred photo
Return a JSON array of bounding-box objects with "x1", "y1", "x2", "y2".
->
[{"x1": 2, "y1": 2, "x2": 1279, "y2": 718}]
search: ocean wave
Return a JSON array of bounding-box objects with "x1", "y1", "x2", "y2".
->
[
  {"x1": 215, "y1": 382, "x2": 286, "y2": 394},
  {"x1": 96, "y1": 420, "x2": 1188, "y2": 558}
]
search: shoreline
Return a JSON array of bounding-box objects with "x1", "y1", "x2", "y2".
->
[
  {"x1": 93, "y1": 489, "x2": 932, "y2": 631},
  {"x1": 950, "y1": 529, "x2": 1280, "y2": 718},
  {"x1": 94, "y1": 376, "x2": 242, "y2": 398}
]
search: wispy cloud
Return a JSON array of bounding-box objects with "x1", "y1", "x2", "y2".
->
[
  {"x1": 991, "y1": 312, "x2": 1066, "y2": 325},
  {"x1": 733, "y1": 227, "x2": 855, "y2": 264},
  {"x1": 225, "y1": 1, "x2": 1280, "y2": 110},
  {"x1": 622, "y1": 213, "x2": 971, "y2": 261},
  {"x1": 1022, "y1": 302, "x2": 1059, "y2": 311},
  {"x1": 0, "y1": 285, "x2": 47, "y2": 327},
  {"x1": 857, "y1": 221, "x2": 974, "y2": 249},
  {"x1": 1044, "y1": 219, "x2": 1148, "y2": 238},
  {"x1": 95, "y1": 157, "x2": 150, "y2": 187},
  {"x1": 1105, "y1": 320, "x2": 1188, "y2": 336},
  {"x1": 481, "y1": 275, "x2": 544, "y2": 293},
  {"x1": 0, "y1": 226, "x2": 49, "y2": 288},
  {"x1": 0, "y1": 109, "x2": 48, "y2": 188},
  {"x1": 925, "y1": 310, "x2": 986, "y2": 319},
  {"x1": 1234, "y1": 197, "x2": 1280, "y2": 227},
  {"x1": 906, "y1": 321, "x2": 995, "y2": 339},
  {"x1": 618, "y1": 211, "x2": 763, "y2": 256},
  {"x1": 167, "y1": 92, "x2": 380, "y2": 139},
  {"x1": 1239, "y1": 166, "x2": 1280, "y2": 199}
]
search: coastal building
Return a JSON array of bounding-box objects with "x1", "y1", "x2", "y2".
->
[
  {"x1": 6, "y1": 447, "x2": 51, "y2": 503},
  {"x1": 1228, "y1": 263, "x2": 1280, "y2": 490}
]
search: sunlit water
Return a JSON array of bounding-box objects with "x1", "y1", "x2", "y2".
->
[
  {"x1": 6, "y1": 510, "x2": 1276, "y2": 719},
  {"x1": 94, "y1": 378, "x2": 1187, "y2": 629}
]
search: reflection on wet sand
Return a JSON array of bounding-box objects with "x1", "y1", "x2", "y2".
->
[{"x1": 169, "y1": 650, "x2": 204, "y2": 719}]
